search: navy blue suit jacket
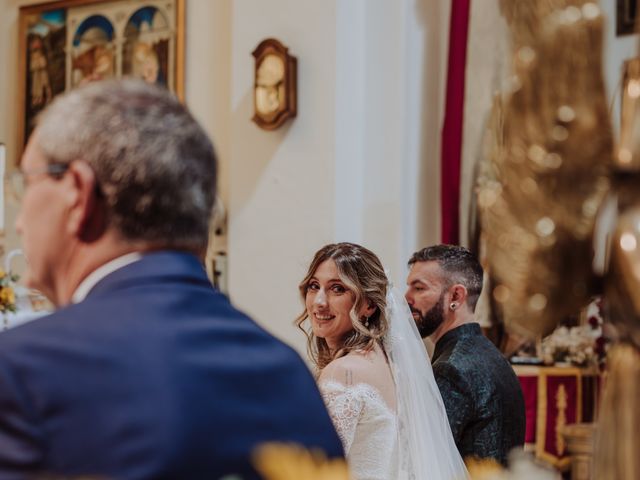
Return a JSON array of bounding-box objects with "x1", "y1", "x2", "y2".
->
[{"x1": 0, "y1": 251, "x2": 342, "y2": 479}]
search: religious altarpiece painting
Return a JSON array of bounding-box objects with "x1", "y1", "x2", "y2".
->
[{"x1": 18, "y1": 0, "x2": 185, "y2": 155}]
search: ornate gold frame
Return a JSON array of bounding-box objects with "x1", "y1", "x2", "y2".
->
[{"x1": 17, "y1": 0, "x2": 185, "y2": 162}]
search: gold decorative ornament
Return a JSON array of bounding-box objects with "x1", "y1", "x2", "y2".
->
[
  {"x1": 555, "y1": 385, "x2": 568, "y2": 456},
  {"x1": 560, "y1": 423, "x2": 596, "y2": 480},
  {"x1": 477, "y1": 0, "x2": 613, "y2": 339},
  {"x1": 252, "y1": 39, "x2": 297, "y2": 130},
  {"x1": 605, "y1": 58, "x2": 640, "y2": 344},
  {"x1": 617, "y1": 58, "x2": 640, "y2": 171},
  {"x1": 594, "y1": 52, "x2": 640, "y2": 480},
  {"x1": 593, "y1": 344, "x2": 640, "y2": 479}
]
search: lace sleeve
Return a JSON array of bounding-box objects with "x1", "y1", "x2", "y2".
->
[{"x1": 318, "y1": 381, "x2": 364, "y2": 453}]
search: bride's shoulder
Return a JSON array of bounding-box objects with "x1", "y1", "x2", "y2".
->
[{"x1": 319, "y1": 351, "x2": 375, "y2": 385}]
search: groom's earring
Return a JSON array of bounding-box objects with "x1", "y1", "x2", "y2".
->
[{"x1": 450, "y1": 302, "x2": 457, "y2": 311}]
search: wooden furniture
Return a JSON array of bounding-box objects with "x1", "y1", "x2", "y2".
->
[
  {"x1": 561, "y1": 423, "x2": 596, "y2": 480},
  {"x1": 514, "y1": 365, "x2": 600, "y2": 471}
]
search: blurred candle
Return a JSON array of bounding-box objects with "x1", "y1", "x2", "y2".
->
[{"x1": 0, "y1": 143, "x2": 5, "y2": 232}]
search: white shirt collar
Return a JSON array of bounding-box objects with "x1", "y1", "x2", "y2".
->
[{"x1": 71, "y1": 252, "x2": 143, "y2": 304}]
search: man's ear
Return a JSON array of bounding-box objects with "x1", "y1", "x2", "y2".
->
[
  {"x1": 65, "y1": 161, "x2": 105, "y2": 242},
  {"x1": 450, "y1": 284, "x2": 468, "y2": 307}
]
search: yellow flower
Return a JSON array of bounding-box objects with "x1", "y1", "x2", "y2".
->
[
  {"x1": 466, "y1": 457, "x2": 507, "y2": 480},
  {"x1": 0, "y1": 269, "x2": 6, "y2": 279},
  {"x1": 253, "y1": 443, "x2": 350, "y2": 480},
  {"x1": 0, "y1": 287, "x2": 15, "y2": 306}
]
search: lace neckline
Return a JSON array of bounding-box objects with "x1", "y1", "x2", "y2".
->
[{"x1": 319, "y1": 380, "x2": 396, "y2": 415}]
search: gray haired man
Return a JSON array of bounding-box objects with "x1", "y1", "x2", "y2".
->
[{"x1": 0, "y1": 80, "x2": 342, "y2": 479}]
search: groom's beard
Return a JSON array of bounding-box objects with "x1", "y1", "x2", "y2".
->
[{"x1": 412, "y1": 293, "x2": 445, "y2": 338}]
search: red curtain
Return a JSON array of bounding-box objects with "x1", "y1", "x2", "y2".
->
[{"x1": 440, "y1": 0, "x2": 471, "y2": 244}]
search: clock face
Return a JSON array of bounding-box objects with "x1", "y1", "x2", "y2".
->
[
  {"x1": 255, "y1": 54, "x2": 285, "y2": 116},
  {"x1": 251, "y1": 38, "x2": 296, "y2": 130}
]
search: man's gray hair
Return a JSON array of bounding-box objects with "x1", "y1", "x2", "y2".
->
[{"x1": 34, "y1": 79, "x2": 217, "y2": 252}]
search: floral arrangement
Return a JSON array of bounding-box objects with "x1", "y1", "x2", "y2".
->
[
  {"x1": 540, "y1": 297, "x2": 608, "y2": 367},
  {"x1": 0, "y1": 268, "x2": 18, "y2": 314}
]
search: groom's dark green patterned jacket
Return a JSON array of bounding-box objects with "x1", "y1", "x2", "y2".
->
[{"x1": 432, "y1": 323, "x2": 526, "y2": 465}]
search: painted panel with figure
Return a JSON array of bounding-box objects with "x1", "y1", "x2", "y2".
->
[
  {"x1": 18, "y1": 0, "x2": 184, "y2": 157},
  {"x1": 71, "y1": 14, "x2": 116, "y2": 86},
  {"x1": 23, "y1": 9, "x2": 67, "y2": 146},
  {"x1": 122, "y1": 6, "x2": 171, "y2": 86}
]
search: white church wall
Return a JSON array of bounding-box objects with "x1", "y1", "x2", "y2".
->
[
  {"x1": 185, "y1": 0, "x2": 232, "y2": 279},
  {"x1": 226, "y1": 0, "x2": 449, "y2": 353},
  {"x1": 227, "y1": 0, "x2": 339, "y2": 350},
  {"x1": 356, "y1": 0, "x2": 450, "y2": 287}
]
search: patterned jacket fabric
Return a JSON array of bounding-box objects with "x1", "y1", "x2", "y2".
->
[{"x1": 432, "y1": 323, "x2": 525, "y2": 465}]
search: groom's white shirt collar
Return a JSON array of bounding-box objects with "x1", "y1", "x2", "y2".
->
[{"x1": 71, "y1": 252, "x2": 143, "y2": 304}]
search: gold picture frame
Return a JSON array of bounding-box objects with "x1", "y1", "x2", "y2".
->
[{"x1": 17, "y1": 0, "x2": 185, "y2": 160}]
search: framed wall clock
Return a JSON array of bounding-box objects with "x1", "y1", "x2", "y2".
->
[{"x1": 251, "y1": 38, "x2": 297, "y2": 130}]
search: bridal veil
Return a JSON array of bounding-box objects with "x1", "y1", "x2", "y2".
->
[{"x1": 384, "y1": 286, "x2": 468, "y2": 480}]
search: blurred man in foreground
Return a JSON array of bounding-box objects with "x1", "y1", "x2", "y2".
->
[{"x1": 0, "y1": 80, "x2": 342, "y2": 479}]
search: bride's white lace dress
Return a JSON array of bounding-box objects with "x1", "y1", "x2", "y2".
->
[
  {"x1": 319, "y1": 345, "x2": 398, "y2": 480},
  {"x1": 318, "y1": 288, "x2": 468, "y2": 480}
]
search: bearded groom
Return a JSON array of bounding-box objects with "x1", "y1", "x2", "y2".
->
[{"x1": 405, "y1": 244, "x2": 525, "y2": 465}]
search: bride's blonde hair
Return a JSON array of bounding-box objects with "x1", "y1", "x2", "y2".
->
[{"x1": 296, "y1": 243, "x2": 389, "y2": 369}]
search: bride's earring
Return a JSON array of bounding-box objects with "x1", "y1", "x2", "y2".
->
[
  {"x1": 364, "y1": 316, "x2": 370, "y2": 328},
  {"x1": 450, "y1": 302, "x2": 457, "y2": 311}
]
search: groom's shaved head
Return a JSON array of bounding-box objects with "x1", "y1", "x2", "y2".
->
[{"x1": 408, "y1": 245, "x2": 483, "y2": 311}]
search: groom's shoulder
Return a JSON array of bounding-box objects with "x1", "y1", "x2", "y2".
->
[
  {"x1": 446, "y1": 329, "x2": 499, "y2": 359},
  {"x1": 434, "y1": 333, "x2": 511, "y2": 387},
  {"x1": 433, "y1": 338, "x2": 484, "y2": 378}
]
